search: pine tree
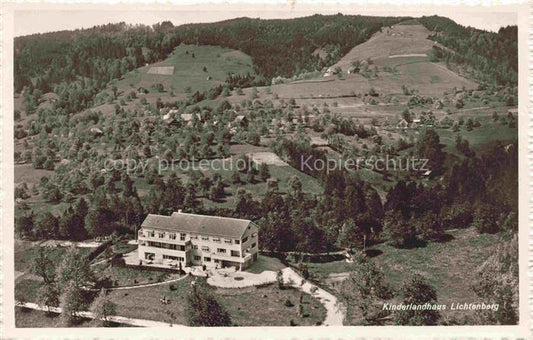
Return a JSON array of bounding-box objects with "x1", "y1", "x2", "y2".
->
[{"x1": 185, "y1": 280, "x2": 231, "y2": 326}]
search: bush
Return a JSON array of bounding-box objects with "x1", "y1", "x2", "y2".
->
[
  {"x1": 301, "y1": 306, "x2": 310, "y2": 317},
  {"x1": 284, "y1": 299, "x2": 294, "y2": 307},
  {"x1": 110, "y1": 255, "x2": 125, "y2": 267}
]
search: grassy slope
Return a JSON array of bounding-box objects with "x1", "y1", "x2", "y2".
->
[
  {"x1": 245, "y1": 254, "x2": 286, "y2": 274},
  {"x1": 370, "y1": 228, "x2": 499, "y2": 323},
  {"x1": 14, "y1": 240, "x2": 92, "y2": 273},
  {"x1": 196, "y1": 24, "x2": 477, "y2": 114},
  {"x1": 122, "y1": 45, "x2": 254, "y2": 94},
  {"x1": 302, "y1": 227, "x2": 499, "y2": 324},
  {"x1": 15, "y1": 307, "x2": 94, "y2": 328},
  {"x1": 438, "y1": 120, "x2": 517, "y2": 156},
  {"x1": 85, "y1": 44, "x2": 255, "y2": 117},
  {"x1": 107, "y1": 275, "x2": 325, "y2": 326},
  {"x1": 14, "y1": 164, "x2": 55, "y2": 186}
]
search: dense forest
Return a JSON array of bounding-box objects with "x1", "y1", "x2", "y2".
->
[
  {"x1": 419, "y1": 16, "x2": 518, "y2": 86},
  {"x1": 15, "y1": 15, "x2": 407, "y2": 91}
]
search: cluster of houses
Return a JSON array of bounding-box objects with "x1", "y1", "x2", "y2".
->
[{"x1": 157, "y1": 101, "x2": 321, "y2": 136}]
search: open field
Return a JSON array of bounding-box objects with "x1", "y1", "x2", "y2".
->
[
  {"x1": 293, "y1": 260, "x2": 353, "y2": 288},
  {"x1": 15, "y1": 279, "x2": 42, "y2": 303},
  {"x1": 330, "y1": 23, "x2": 438, "y2": 71},
  {"x1": 14, "y1": 164, "x2": 55, "y2": 186},
  {"x1": 248, "y1": 151, "x2": 288, "y2": 166},
  {"x1": 147, "y1": 66, "x2": 174, "y2": 75},
  {"x1": 438, "y1": 119, "x2": 517, "y2": 156},
  {"x1": 120, "y1": 44, "x2": 254, "y2": 94}
]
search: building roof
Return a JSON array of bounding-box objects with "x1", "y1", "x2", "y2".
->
[
  {"x1": 141, "y1": 212, "x2": 253, "y2": 239},
  {"x1": 310, "y1": 136, "x2": 329, "y2": 146}
]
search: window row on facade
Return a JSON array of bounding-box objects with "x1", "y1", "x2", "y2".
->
[
  {"x1": 142, "y1": 229, "x2": 258, "y2": 244},
  {"x1": 145, "y1": 240, "x2": 256, "y2": 257}
]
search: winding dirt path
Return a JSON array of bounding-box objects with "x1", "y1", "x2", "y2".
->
[{"x1": 281, "y1": 268, "x2": 346, "y2": 326}]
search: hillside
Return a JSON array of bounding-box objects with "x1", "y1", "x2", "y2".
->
[
  {"x1": 121, "y1": 44, "x2": 254, "y2": 94},
  {"x1": 330, "y1": 22, "x2": 437, "y2": 71},
  {"x1": 271, "y1": 22, "x2": 476, "y2": 98},
  {"x1": 193, "y1": 21, "x2": 480, "y2": 131},
  {"x1": 80, "y1": 44, "x2": 255, "y2": 117}
]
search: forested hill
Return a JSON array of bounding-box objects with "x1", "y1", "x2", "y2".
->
[
  {"x1": 14, "y1": 15, "x2": 406, "y2": 95},
  {"x1": 14, "y1": 15, "x2": 518, "y2": 114},
  {"x1": 170, "y1": 15, "x2": 406, "y2": 78},
  {"x1": 418, "y1": 16, "x2": 518, "y2": 86}
]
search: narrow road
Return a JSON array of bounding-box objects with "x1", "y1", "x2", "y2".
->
[
  {"x1": 457, "y1": 106, "x2": 491, "y2": 113},
  {"x1": 281, "y1": 267, "x2": 346, "y2": 326},
  {"x1": 16, "y1": 302, "x2": 186, "y2": 327}
]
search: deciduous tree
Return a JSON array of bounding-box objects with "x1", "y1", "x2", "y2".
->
[
  {"x1": 395, "y1": 274, "x2": 440, "y2": 325},
  {"x1": 90, "y1": 290, "x2": 117, "y2": 326}
]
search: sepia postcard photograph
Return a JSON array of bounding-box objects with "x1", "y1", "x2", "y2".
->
[{"x1": 1, "y1": 1, "x2": 530, "y2": 338}]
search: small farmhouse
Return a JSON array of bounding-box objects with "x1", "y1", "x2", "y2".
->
[{"x1": 138, "y1": 211, "x2": 259, "y2": 270}]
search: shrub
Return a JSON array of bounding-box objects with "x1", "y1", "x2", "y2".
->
[
  {"x1": 302, "y1": 306, "x2": 310, "y2": 317},
  {"x1": 284, "y1": 299, "x2": 294, "y2": 307}
]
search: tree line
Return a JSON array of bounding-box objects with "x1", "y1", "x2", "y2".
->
[{"x1": 419, "y1": 16, "x2": 517, "y2": 86}]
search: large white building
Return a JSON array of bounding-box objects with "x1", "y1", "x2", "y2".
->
[{"x1": 138, "y1": 211, "x2": 259, "y2": 270}]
